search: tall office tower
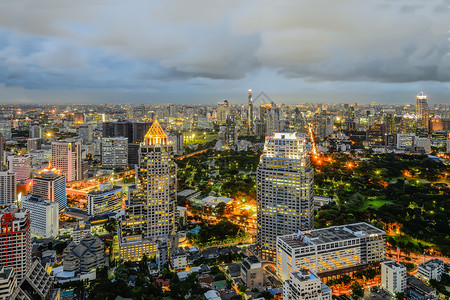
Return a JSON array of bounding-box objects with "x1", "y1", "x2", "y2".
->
[
  {"x1": 29, "y1": 125, "x2": 42, "y2": 139},
  {"x1": 283, "y1": 269, "x2": 332, "y2": 300},
  {"x1": 101, "y1": 137, "x2": 128, "y2": 169},
  {"x1": 0, "y1": 171, "x2": 16, "y2": 205},
  {"x1": 132, "y1": 122, "x2": 151, "y2": 143},
  {"x1": 248, "y1": 89, "x2": 255, "y2": 135},
  {"x1": 27, "y1": 138, "x2": 42, "y2": 152},
  {"x1": 0, "y1": 133, "x2": 4, "y2": 168},
  {"x1": 256, "y1": 132, "x2": 314, "y2": 261},
  {"x1": 87, "y1": 183, "x2": 123, "y2": 216},
  {"x1": 217, "y1": 100, "x2": 229, "y2": 125},
  {"x1": 51, "y1": 141, "x2": 81, "y2": 181},
  {"x1": 0, "y1": 122, "x2": 11, "y2": 140},
  {"x1": 383, "y1": 109, "x2": 395, "y2": 135},
  {"x1": 22, "y1": 194, "x2": 59, "y2": 238},
  {"x1": 32, "y1": 166, "x2": 67, "y2": 210},
  {"x1": 118, "y1": 119, "x2": 176, "y2": 261},
  {"x1": 7, "y1": 155, "x2": 31, "y2": 182},
  {"x1": 0, "y1": 207, "x2": 31, "y2": 281},
  {"x1": 218, "y1": 116, "x2": 237, "y2": 150},
  {"x1": 416, "y1": 92, "x2": 429, "y2": 129}
]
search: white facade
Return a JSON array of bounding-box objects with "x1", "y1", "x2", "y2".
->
[
  {"x1": 0, "y1": 171, "x2": 16, "y2": 205},
  {"x1": 257, "y1": 132, "x2": 314, "y2": 261},
  {"x1": 22, "y1": 194, "x2": 59, "y2": 238},
  {"x1": 397, "y1": 134, "x2": 415, "y2": 149},
  {"x1": 51, "y1": 141, "x2": 81, "y2": 181},
  {"x1": 381, "y1": 261, "x2": 407, "y2": 295},
  {"x1": 277, "y1": 222, "x2": 386, "y2": 281},
  {"x1": 414, "y1": 137, "x2": 431, "y2": 153},
  {"x1": 101, "y1": 137, "x2": 128, "y2": 169},
  {"x1": 283, "y1": 270, "x2": 332, "y2": 300},
  {"x1": 7, "y1": 155, "x2": 31, "y2": 181},
  {"x1": 418, "y1": 259, "x2": 444, "y2": 282}
]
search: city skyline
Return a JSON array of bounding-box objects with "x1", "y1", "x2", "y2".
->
[{"x1": 0, "y1": 1, "x2": 449, "y2": 104}]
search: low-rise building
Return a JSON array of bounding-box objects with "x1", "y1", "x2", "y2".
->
[
  {"x1": 170, "y1": 248, "x2": 188, "y2": 271},
  {"x1": 240, "y1": 256, "x2": 264, "y2": 289},
  {"x1": 417, "y1": 259, "x2": 444, "y2": 282},
  {"x1": 276, "y1": 222, "x2": 386, "y2": 280},
  {"x1": 0, "y1": 267, "x2": 16, "y2": 300},
  {"x1": 63, "y1": 233, "x2": 105, "y2": 274},
  {"x1": 283, "y1": 269, "x2": 332, "y2": 300},
  {"x1": 381, "y1": 261, "x2": 407, "y2": 295}
]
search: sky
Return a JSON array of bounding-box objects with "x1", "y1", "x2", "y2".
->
[{"x1": 0, "y1": 0, "x2": 449, "y2": 105}]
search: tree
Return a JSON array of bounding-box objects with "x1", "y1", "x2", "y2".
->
[
  {"x1": 350, "y1": 282, "x2": 364, "y2": 299},
  {"x1": 103, "y1": 218, "x2": 118, "y2": 233}
]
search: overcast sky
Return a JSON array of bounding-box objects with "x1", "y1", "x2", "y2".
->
[{"x1": 0, "y1": 0, "x2": 449, "y2": 105}]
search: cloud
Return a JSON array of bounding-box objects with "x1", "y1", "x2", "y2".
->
[{"x1": 0, "y1": 0, "x2": 448, "y2": 103}]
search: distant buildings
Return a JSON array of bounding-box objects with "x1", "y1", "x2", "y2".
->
[
  {"x1": 257, "y1": 132, "x2": 314, "y2": 261},
  {"x1": 51, "y1": 141, "x2": 81, "y2": 181},
  {"x1": 101, "y1": 137, "x2": 128, "y2": 169},
  {"x1": 283, "y1": 269, "x2": 332, "y2": 300},
  {"x1": 87, "y1": 183, "x2": 123, "y2": 216},
  {"x1": 417, "y1": 259, "x2": 444, "y2": 282},
  {"x1": 381, "y1": 261, "x2": 407, "y2": 295},
  {"x1": 0, "y1": 171, "x2": 16, "y2": 205},
  {"x1": 217, "y1": 100, "x2": 229, "y2": 125},
  {"x1": 22, "y1": 194, "x2": 59, "y2": 238},
  {"x1": 276, "y1": 222, "x2": 386, "y2": 281},
  {"x1": 0, "y1": 207, "x2": 31, "y2": 281}
]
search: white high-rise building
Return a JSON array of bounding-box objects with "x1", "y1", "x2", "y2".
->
[
  {"x1": 51, "y1": 141, "x2": 81, "y2": 181},
  {"x1": 283, "y1": 269, "x2": 332, "y2": 300},
  {"x1": 257, "y1": 132, "x2": 314, "y2": 261},
  {"x1": 0, "y1": 171, "x2": 16, "y2": 205},
  {"x1": 22, "y1": 194, "x2": 59, "y2": 238},
  {"x1": 0, "y1": 207, "x2": 31, "y2": 281},
  {"x1": 277, "y1": 222, "x2": 386, "y2": 281},
  {"x1": 119, "y1": 119, "x2": 176, "y2": 261},
  {"x1": 7, "y1": 155, "x2": 31, "y2": 181},
  {"x1": 32, "y1": 167, "x2": 67, "y2": 211},
  {"x1": 101, "y1": 137, "x2": 128, "y2": 169},
  {"x1": 381, "y1": 261, "x2": 407, "y2": 295}
]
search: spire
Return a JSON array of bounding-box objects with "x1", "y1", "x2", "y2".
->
[
  {"x1": 48, "y1": 156, "x2": 51, "y2": 169},
  {"x1": 144, "y1": 117, "x2": 169, "y2": 146}
]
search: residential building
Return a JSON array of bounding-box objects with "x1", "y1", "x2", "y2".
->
[
  {"x1": 101, "y1": 137, "x2": 128, "y2": 169},
  {"x1": 414, "y1": 137, "x2": 431, "y2": 153},
  {"x1": 29, "y1": 125, "x2": 42, "y2": 139},
  {"x1": 51, "y1": 141, "x2": 81, "y2": 181},
  {"x1": 276, "y1": 222, "x2": 386, "y2": 280},
  {"x1": 170, "y1": 248, "x2": 188, "y2": 271},
  {"x1": 7, "y1": 154, "x2": 31, "y2": 181},
  {"x1": 32, "y1": 166, "x2": 67, "y2": 211},
  {"x1": 257, "y1": 132, "x2": 314, "y2": 261},
  {"x1": 72, "y1": 222, "x2": 91, "y2": 244},
  {"x1": 0, "y1": 171, "x2": 16, "y2": 205},
  {"x1": 418, "y1": 259, "x2": 444, "y2": 282},
  {"x1": 63, "y1": 233, "x2": 105, "y2": 274},
  {"x1": 0, "y1": 267, "x2": 16, "y2": 300},
  {"x1": 240, "y1": 256, "x2": 264, "y2": 289},
  {"x1": 27, "y1": 138, "x2": 42, "y2": 152},
  {"x1": 381, "y1": 261, "x2": 407, "y2": 295},
  {"x1": 118, "y1": 119, "x2": 176, "y2": 261},
  {"x1": 283, "y1": 269, "x2": 332, "y2": 300},
  {"x1": 22, "y1": 194, "x2": 59, "y2": 238},
  {"x1": 0, "y1": 207, "x2": 31, "y2": 281},
  {"x1": 87, "y1": 183, "x2": 123, "y2": 216}
]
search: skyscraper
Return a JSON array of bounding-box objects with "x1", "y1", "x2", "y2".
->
[
  {"x1": 32, "y1": 166, "x2": 67, "y2": 211},
  {"x1": 0, "y1": 207, "x2": 31, "y2": 281},
  {"x1": 0, "y1": 171, "x2": 16, "y2": 205},
  {"x1": 101, "y1": 137, "x2": 128, "y2": 169},
  {"x1": 51, "y1": 141, "x2": 81, "y2": 182},
  {"x1": 118, "y1": 118, "x2": 176, "y2": 261},
  {"x1": 247, "y1": 89, "x2": 254, "y2": 136},
  {"x1": 22, "y1": 194, "x2": 59, "y2": 238},
  {"x1": 256, "y1": 132, "x2": 314, "y2": 261},
  {"x1": 416, "y1": 92, "x2": 429, "y2": 129},
  {"x1": 217, "y1": 100, "x2": 229, "y2": 125}
]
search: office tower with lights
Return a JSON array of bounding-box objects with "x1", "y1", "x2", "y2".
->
[
  {"x1": 87, "y1": 183, "x2": 123, "y2": 216},
  {"x1": 51, "y1": 141, "x2": 81, "y2": 181},
  {"x1": 7, "y1": 155, "x2": 31, "y2": 182},
  {"x1": 32, "y1": 167, "x2": 67, "y2": 211},
  {"x1": 416, "y1": 92, "x2": 429, "y2": 129},
  {"x1": 101, "y1": 137, "x2": 128, "y2": 169},
  {"x1": 276, "y1": 222, "x2": 386, "y2": 281},
  {"x1": 217, "y1": 100, "x2": 229, "y2": 125},
  {"x1": 0, "y1": 207, "x2": 31, "y2": 281},
  {"x1": 0, "y1": 171, "x2": 16, "y2": 205},
  {"x1": 22, "y1": 194, "x2": 59, "y2": 238},
  {"x1": 118, "y1": 119, "x2": 176, "y2": 261},
  {"x1": 256, "y1": 132, "x2": 314, "y2": 261}
]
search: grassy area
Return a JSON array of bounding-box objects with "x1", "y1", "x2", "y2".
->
[{"x1": 362, "y1": 199, "x2": 392, "y2": 210}]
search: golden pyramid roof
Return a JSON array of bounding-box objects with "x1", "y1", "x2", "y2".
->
[{"x1": 144, "y1": 118, "x2": 169, "y2": 146}]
